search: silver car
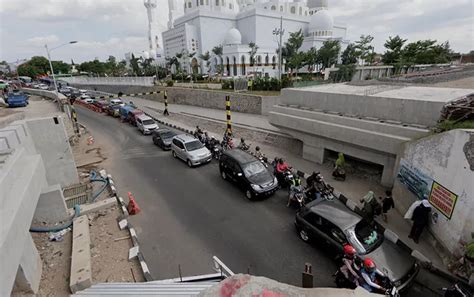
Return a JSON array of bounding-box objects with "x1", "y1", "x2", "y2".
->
[
  {"x1": 295, "y1": 199, "x2": 419, "y2": 291},
  {"x1": 171, "y1": 134, "x2": 212, "y2": 167}
]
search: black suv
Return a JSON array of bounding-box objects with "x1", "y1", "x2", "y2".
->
[
  {"x1": 219, "y1": 149, "x2": 278, "y2": 200},
  {"x1": 152, "y1": 129, "x2": 177, "y2": 150}
]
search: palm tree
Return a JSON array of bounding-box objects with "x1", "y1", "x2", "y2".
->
[
  {"x1": 199, "y1": 51, "x2": 211, "y2": 80},
  {"x1": 248, "y1": 42, "x2": 259, "y2": 76},
  {"x1": 212, "y1": 45, "x2": 223, "y2": 77}
]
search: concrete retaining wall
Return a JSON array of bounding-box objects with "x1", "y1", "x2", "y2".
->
[
  {"x1": 62, "y1": 76, "x2": 154, "y2": 86},
  {"x1": 70, "y1": 84, "x2": 264, "y2": 114},
  {"x1": 393, "y1": 129, "x2": 474, "y2": 256}
]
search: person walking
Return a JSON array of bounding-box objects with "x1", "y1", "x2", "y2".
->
[
  {"x1": 381, "y1": 190, "x2": 395, "y2": 222},
  {"x1": 360, "y1": 191, "x2": 380, "y2": 221},
  {"x1": 408, "y1": 199, "x2": 431, "y2": 244}
]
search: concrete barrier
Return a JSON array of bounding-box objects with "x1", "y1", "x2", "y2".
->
[{"x1": 70, "y1": 215, "x2": 92, "y2": 293}]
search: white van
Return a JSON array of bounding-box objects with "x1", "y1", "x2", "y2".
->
[
  {"x1": 136, "y1": 115, "x2": 158, "y2": 135},
  {"x1": 110, "y1": 98, "x2": 124, "y2": 106}
]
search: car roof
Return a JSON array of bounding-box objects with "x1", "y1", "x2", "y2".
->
[
  {"x1": 137, "y1": 114, "x2": 152, "y2": 121},
  {"x1": 156, "y1": 128, "x2": 175, "y2": 134},
  {"x1": 308, "y1": 199, "x2": 362, "y2": 231},
  {"x1": 223, "y1": 149, "x2": 258, "y2": 165},
  {"x1": 174, "y1": 134, "x2": 198, "y2": 143}
]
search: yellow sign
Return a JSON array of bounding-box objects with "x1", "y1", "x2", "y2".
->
[{"x1": 429, "y1": 181, "x2": 458, "y2": 219}]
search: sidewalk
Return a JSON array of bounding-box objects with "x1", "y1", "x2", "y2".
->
[{"x1": 133, "y1": 97, "x2": 446, "y2": 269}]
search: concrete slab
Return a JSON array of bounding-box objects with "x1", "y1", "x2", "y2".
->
[
  {"x1": 33, "y1": 184, "x2": 69, "y2": 223},
  {"x1": 70, "y1": 215, "x2": 92, "y2": 294},
  {"x1": 78, "y1": 197, "x2": 117, "y2": 216}
]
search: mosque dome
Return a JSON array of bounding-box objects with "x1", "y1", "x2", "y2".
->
[
  {"x1": 224, "y1": 28, "x2": 242, "y2": 45},
  {"x1": 309, "y1": 9, "x2": 333, "y2": 33}
]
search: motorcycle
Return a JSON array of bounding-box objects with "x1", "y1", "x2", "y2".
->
[
  {"x1": 238, "y1": 142, "x2": 250, "y2": 152},
  {"x1": 333, "y1": 269, "x2": 358, "y2": 289},
  {"x1": 332, "y1": 166, "x2": 346, "y2": 181},
  {"x1": 442, "y1": 283, "x2": 470, "y2": 297},
  {"x1": 288, "y1": 184, "x2": 307, "y2": 209},
  {"x1": 212, "y1": 143, "x2": 222, "y2": 160}
]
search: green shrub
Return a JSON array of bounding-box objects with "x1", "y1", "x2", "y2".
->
[{"x1": 166, "y1": 80, "x2": 174, "y2": 87}]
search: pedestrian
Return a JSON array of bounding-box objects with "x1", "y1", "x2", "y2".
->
[
  {"x1": 381, "y1": 190, "x2": 395, "y2": 223},
  {"x1": 408, "y1": 199, "x2": 431, "y2": 244},
  {"x1": 360, "y1": 191, "x2": 379, "y2": 221}
]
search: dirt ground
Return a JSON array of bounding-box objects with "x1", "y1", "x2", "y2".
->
[
  {"x1": 12, "y1": 119, "x2": 144, "y2": 296},
  {"x1": 432, "y1": 76, "x2": 474, "y2": 89}
]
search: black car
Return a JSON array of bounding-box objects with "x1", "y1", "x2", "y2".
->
[
  {"x1": 295, "y1": 199, "x2": 419, "y2": 291},
  {"x1": 152, "y1": 129, "x2": 177, "y2": 150},
  {"x1": 219, "y1": 149, "x2": 278, "y2": 200}
]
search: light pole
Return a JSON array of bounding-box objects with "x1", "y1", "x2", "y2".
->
[
  {"x1": 272, "y1": 16, "x2": 284, "y2": 80},
  {"x1": 45, "y1": 41, "x2": 77, "y2": 96}
]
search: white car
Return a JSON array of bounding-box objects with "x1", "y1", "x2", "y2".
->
[
  {"x1": 79, "y1": 89, "x2": 88, "y2": 94},
  {"x1": 136, "y1": 115, "x2": 158, "y2": 135},
  {"x1": 38, "y1": 84, "x2": 49, "y2": 90},
  {"x1": 81, "y1": 96, "x2": 94, "y2": 104},
  {"x1": 110, "y1": 98, "x2": 125, "y2": 106}
]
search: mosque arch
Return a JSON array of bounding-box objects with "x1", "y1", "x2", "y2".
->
[
  {"x1": 280, "y1": 6, "x2": 283, "y2": 11},
  {"x1": 241, "y1": 56, "x2": 246, "y2": 75},
  {"x1": 290, "y1": 6, "x2": 296, "y2": 14},
  {"x1": 299, "y1": 7, "x2": 302, "y2": 15},
  {"x1": 257, "y1": 55, "x2": 262, "y2": 66},
  {"x1": 272, "y1": 56, "x2": 276, "y2": 69},
  {"x1": 226, "y1": 56, "x2": 230, "y2": 75},
  {"x1": 187, "y1": 1, "x2": 192, "y2": 8},
  {"x1": 271, "y1": 5, "x2": 276, "y2": 10},
  {"x1": 233, "y1": 56, "x2": 237, "y2": 76},
  {"x1": 265, "y1": 55, "x2": 269, "y2": 66},
  {"x1": 215, "y1": 0, "x2": 219, "y2": 6}
]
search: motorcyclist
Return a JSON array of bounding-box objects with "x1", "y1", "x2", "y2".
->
[
  {"x1": 202, "y1": 132, "x2": 210, "y2": 146},
  {"x1": 359, "y1": 258, "x2": 388, "y2": 293},
  {"x1": 305, "y1": 171, "x2": 322, "y2": 200},
  {"x1": 276, "y1": 158, "x2": 290, "y2": 186},
  {"x1": 339, "y1": 245, "x2": 360, "y2": 287},
  {"x1": 254, "y1": 146, "x2": 263, "y2": 158},
  {"x1": 238, "y1": 138, "x2": 249, "y2": 150},
  {"x1": 287, "y1": 170, "x2": 302, "y2": 207},
  {"x1": 194, "y1": 126, "x2": 203, "y2": 140}
]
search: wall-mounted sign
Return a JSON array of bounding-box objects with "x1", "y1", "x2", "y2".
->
[{"x1": 429, "y1": 181, "x2": 458, "y2": 219}]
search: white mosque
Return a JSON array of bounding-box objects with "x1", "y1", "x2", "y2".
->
[{"x1": 159, "y1": 0, "x2": 349, "y2": 77}]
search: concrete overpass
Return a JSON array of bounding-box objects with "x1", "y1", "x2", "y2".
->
[{"x1": 269, "y1": 84, "x2": 473, "y2": 186}]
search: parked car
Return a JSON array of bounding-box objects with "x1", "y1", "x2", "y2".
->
[
  {"x1": 92, "y1": 99, "x2": 109, "y2": 111},
  {"x1": 110, "y1": 98, "x2": 124, "y2": 106},
  {"x1": 152, "y1": 129, "x2": 177, "y2": 150},
  {"x1": 136, "y1": 115, "x2": 158, "y2": 135},
  {"x1": 5, "y1": 90, "x2": 29, "y2": 107},
  {"x1": 79, "y1": 89, "x2": 88, "y2": 94},
  {"x1": 81, "y1": 96, "x2": 94, "y2": 104},
  {"x1": 171, "y1": 134, "x2": 212, "y2": 167},
  {"x1": 59, "y1": 87, "x2": 71, "y2": 96},
  {"x1": 129, "y1": 109, "x2": 144, "y2": 126},
  {"x1": 219, "y1": 149, "x2": 278, "y2": 200},
  {"x1": 38, "y1": 84, "x2": 49, "y2": 90},
  {"x1": 106, "y1": 104, "x2": 121, "y2": 117},
  {"x1": 295, "y1": 199, "x2": 419, "y2": 291}
]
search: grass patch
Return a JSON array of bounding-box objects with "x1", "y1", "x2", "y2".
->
[
  {"x1": 436, "y1": 120, "x2": 474, "y2": 132},
  {"x1": 247, "y1": 90, "x2": 281, "y2": 96}
]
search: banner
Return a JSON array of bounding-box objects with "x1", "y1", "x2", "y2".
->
[
  {"x1": 397, "y1": 159, "x2": 433, "y2": 200},
  {"x1": 429, "y1": 181, "x2": 458, "y2": 219}
]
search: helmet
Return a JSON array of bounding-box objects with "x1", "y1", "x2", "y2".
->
[
  {"x1": 211, "y1": 136, "x2": 216, "y2": 140},
  {"x1": 241, "y1": 138, "x2": 245, "y2": 142},
  {"x1": 255, "y1": 146, "x2": 260, "y2": 151},
  {"x1": 363, "y1": 258, "x2": 376, "y2": 272},
  {"x1": 343, "y1": 244, "x2": 356, "y2": 258}
]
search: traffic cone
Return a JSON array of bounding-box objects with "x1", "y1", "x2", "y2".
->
[{"x1": 127, "y1": 191, "x2": 141, "y2": 215}]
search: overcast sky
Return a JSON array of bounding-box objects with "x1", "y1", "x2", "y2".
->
[{"x1": 0, "y1": 0, "x2": 472, "y2": 64}]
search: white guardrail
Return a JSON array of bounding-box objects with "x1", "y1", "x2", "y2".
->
[{"x1": 61, "y1": 76, "x2": 155, "y2": 86}]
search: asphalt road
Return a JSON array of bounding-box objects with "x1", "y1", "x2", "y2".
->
[
  {"x1": 77, "y1": 106, "x2": 338, "y2": 287},
  {"x1": 77, "y1": 107, "x2": 459, "y2": 296}
]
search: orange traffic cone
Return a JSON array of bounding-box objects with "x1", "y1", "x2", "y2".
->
[{"x1": 127, "y1": 191, "x2": 141, "y2": 215}]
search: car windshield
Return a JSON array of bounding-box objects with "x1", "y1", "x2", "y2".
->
[
  {"x1": 143, "y1": 119, "x2": 155, "y2": 125},
  {"x1": 185, "y1": 140, "x2": 203, "y2": 151},
  {"x1": 161, "y1": 132, "x2": 175, "y2": 139},
  {"x1": 347, "y1": 220, "x2": 384, "y2": 254},
  {"x1": 243, "y1": 161, "x2": 267, "y2": 177}
]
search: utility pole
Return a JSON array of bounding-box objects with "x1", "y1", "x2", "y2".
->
[{"x1": 273, "y1": 16, "x2": 284, "y2": 80}]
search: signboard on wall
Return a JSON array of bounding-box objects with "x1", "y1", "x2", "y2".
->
[
  {"x1": 429, "y1": 181, "x2": 458, "y2": 219},
  {"x1": 397, "y1": 158, "x2": 458, "y2": 220}
]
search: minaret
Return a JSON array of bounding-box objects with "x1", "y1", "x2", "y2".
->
[{"x1": 144, "y1": 0, "x2": 159, "y2": 55}]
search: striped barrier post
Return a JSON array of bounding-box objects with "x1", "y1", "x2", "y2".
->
[
  {"x1": 163, "y1": 90, "x2": 169, "y2": 116},
  {"x1": 225, "y1": 95, "x2": 232, "y2": 136}
]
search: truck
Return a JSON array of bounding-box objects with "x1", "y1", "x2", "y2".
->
[{"x1": 5, "y1": 90, "x2": 29, "y2": 107}]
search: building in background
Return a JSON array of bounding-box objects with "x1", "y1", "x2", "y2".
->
[{"x1": 161, "y1": 0, "x2": 349, "y2": 77}]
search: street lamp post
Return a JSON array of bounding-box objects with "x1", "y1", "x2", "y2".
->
[
  {"x1": 45, "y1": 41, "x2": 78, "y2": 97},
  {"x1": 272, "y1": 16, "x2": 285, "y2": 80}
]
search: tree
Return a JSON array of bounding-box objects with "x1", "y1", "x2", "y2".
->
[
  {"x1": 212, "y1": 45, "x2": 223, "y2": 75},
  {"x1": 129, "y1": 54, "x2": 141, "y2": 76},
  {"x1": 341, "y1": 43, "x2": 358, "y2": 65},
  {"x1": 248, "y1": 42, "x2": 259, "y2": 66},
  {"x1": 316, "y1": 40, "x2": 341, "y2": 69},
  {"x1": 400, "y1": 39, "x2": 452, "y2": 64},
  {"x1": 354, "y1": 35, "x2": 375, "y2": 65},
  {"x1": 17, "y1": 56, "x2": 51, "y2": 77},
  {"x1": 199, "y1": 51, "x2": 211, "y2": 78},
  {"x1": 382, "y1": 35, "x2": 407, "y2": 65},
  {"x1": 51, "y1": 60, "x2": 71, "y2": 74},
  {"x1": 17, "y1": 63, "x2": 42, "y2": 78},
  {"x1": 303, "y1": 47, "x2": 318, "y2": 72},
  {"x1": 281, "y1": 29, "x2": 305, "y2": 76},
  {"x1": 79, "y1": 59, "x2": 107, "y2": 75}
]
